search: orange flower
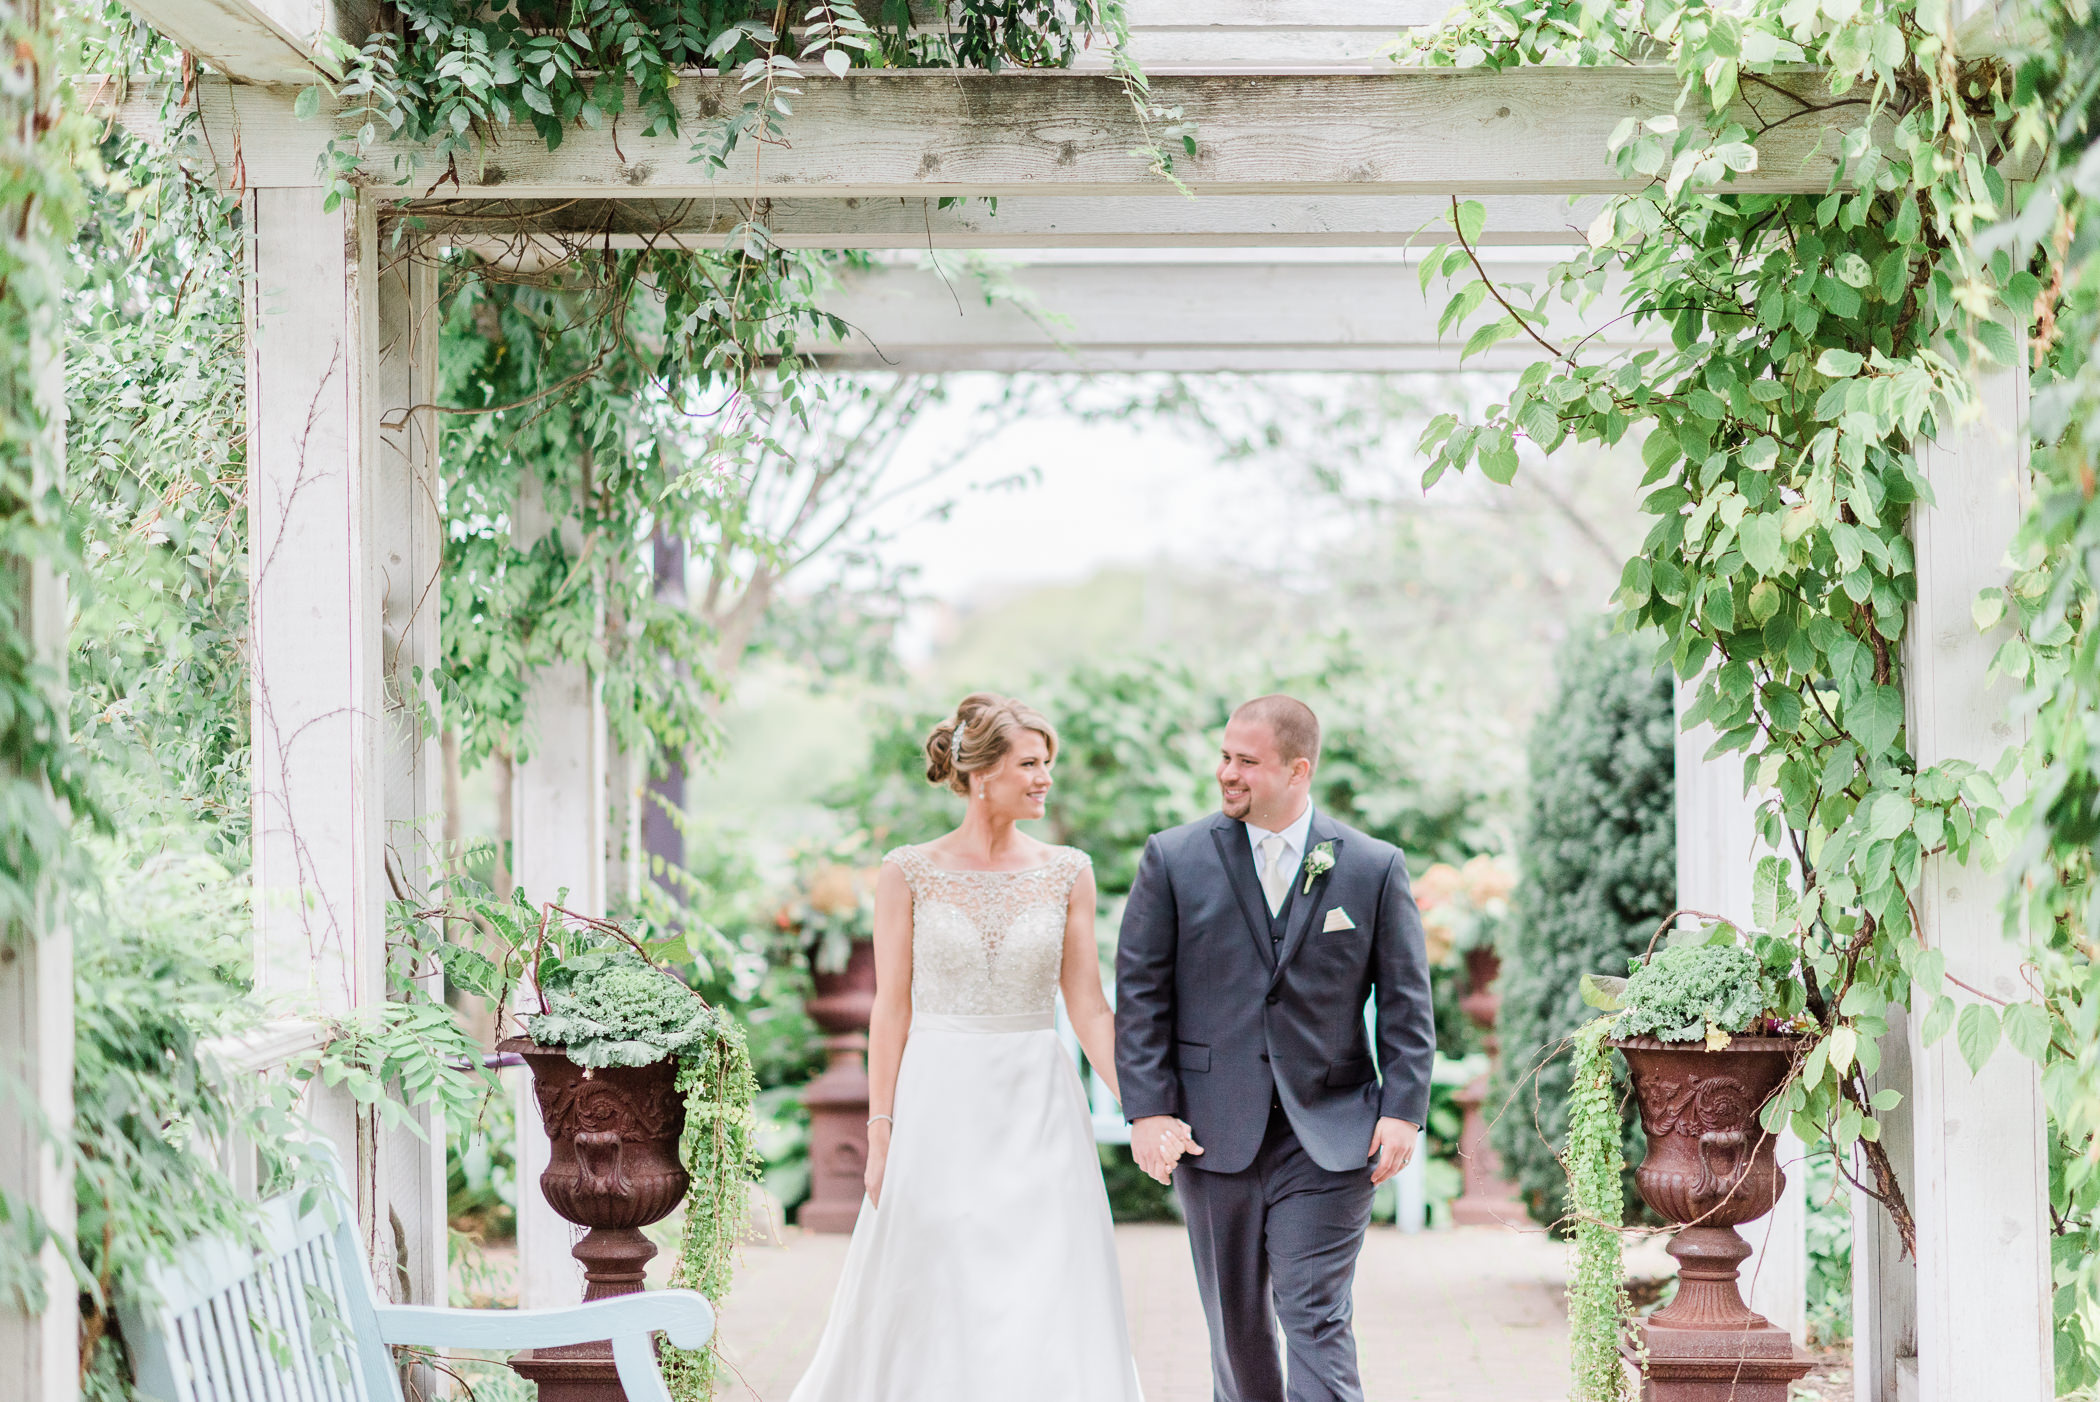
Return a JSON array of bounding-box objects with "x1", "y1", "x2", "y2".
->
[
  {"x1": 1413, "y1": 862, "x2": 1463, "y2": 913},
  {"x1": 1461, "y1": 854, "x2": 1516, "y2": 906},
  {"x1": 805, "y1": 863, "x2": 863, "y2": 915}
]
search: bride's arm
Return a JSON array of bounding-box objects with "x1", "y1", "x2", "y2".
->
[
  {"x1": 1058, "y1": 865, "x2": 1121, "y2": 1105},
  {"x1": 864, "y1": 861, "x2": 915, "y2": 1206}
]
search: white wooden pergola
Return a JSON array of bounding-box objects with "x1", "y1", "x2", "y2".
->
[{"x1": 0, "y1": 5, "x2": 2052, "y2": 1402}]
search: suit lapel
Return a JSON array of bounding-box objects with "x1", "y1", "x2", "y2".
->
[
  {"x1": 1209, "y1": 817, "x2": 1276, "y2": 970},
  {"x1": 1268, "y1": 812, "x2": 1344, "y2": 992}
]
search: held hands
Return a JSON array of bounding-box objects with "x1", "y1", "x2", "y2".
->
[
  {"x1": 1369, "y1": 1117, "x2": 1418, "y2": 1186},
  {"x1": 1131, "y1": 1115, "x2": 1204, "y2": 1185}
]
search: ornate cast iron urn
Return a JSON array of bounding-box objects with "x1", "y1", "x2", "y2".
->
[
  {"x1": 1610, "y1": 1035, "x2": 1814, "y2": 1401},
  {"x1": 798, "y1": 938, "x2": 877, "y2": 1233},
  {"x1": 501, "y1": 1039, "x2": 691, "y2": 1402}
]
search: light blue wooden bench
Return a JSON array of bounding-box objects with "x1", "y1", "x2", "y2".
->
[{"x1": 117, "y1": 1167, "x2": 714, "y2": 1402}]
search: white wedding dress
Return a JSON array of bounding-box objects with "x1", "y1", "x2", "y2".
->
[{"x1": 787, "y1": 844, "x2": 1145, "y2": 1402}]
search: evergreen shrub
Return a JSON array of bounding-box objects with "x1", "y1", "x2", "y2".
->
[{"x1": 1489, "y1": 624, "x2": 1675, "y2": 1229}]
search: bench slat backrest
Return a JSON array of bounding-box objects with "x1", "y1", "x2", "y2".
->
[{"x1": 118, "y1": 1183, "x2": 401, "y2": 1402}]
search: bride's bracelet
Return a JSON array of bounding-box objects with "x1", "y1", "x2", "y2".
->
[{"x1": 867, "y1": 1114, "x2": 893, "y2": 1127}]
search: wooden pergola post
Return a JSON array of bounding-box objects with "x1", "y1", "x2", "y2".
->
[
  {"x1": 375, "y1": 237, "x2": 449, "y2": 1305},
  {"x1": 1866, "y1": 351, "x2": 2051, "y2": 1400},
  {"x1": 508, "y1": 472, "x2": 606, "y2": 1308},
  {"x1": 244, "y1": 188, "x2": 444, "y2": 1303},
  {"x1": 1, "y1": 136, "x2": 77, "y2": 1396}
]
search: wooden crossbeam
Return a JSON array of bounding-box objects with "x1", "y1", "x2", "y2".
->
[
  {"x1": 120, "y1": 0, "x2": 335, "y2": 85},
  {"x1": 409, "y1": 194, "x2": 1602, "y2": 247},
  {"x1": 131, "y1": 67, "x2": 1862, "y2": 200},
  {"x1": 788, "y1": 258, "x2": 1657, "y2": 372}
]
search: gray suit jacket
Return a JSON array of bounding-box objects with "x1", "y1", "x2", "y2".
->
[{"x1": 1114, "y1": 808, "x2": 1437, "y2": 1175}]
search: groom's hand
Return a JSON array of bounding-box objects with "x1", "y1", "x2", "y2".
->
[
  {"x1": 1132, "y1": 1115, "x2": 1202, "y2": 1185},
  {"x1": 1369, "y1": 1117, "x2": 1418, "y2": 1186}
]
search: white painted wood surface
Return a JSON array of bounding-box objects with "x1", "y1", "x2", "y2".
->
[
  {"x1": 246, "y1": 186, "x2": 382, "y2": 1022},
  {"x1": 0, "y1": 921, "x2": 75, "y2": 1402},
  {"x1": 131, "y1": 69, "x2": 1860, "y2": 199},
  {"x1": 1853, "y1": 1000, "x2": 1917, "y2": 1402},
  {"x1": 797, "y1": 258, "x2": 1656, "y2": 372},
  {"x1": 1896, "y1": 348, "x2": 2050, "y2": 1402},
  {"x1": 116, "y1": 1161, "x2": 713, "y2": 1402},
  {"x1": 0, "y1": 168, "x2": 75, "y2": 1402},
  {"x1": 374, "y1": 238, "x2": 448, "y2": 1306},
  {"x1": 118, "y1": 0, "x2": 325, "y2": 84},
  {"x1": 508, "y1": 473, "x2": 607, "y2": 1311},
  {"x1": 1675, "y1": 684, "x2": 1809, "y2": 1347},
  {"x1": 245, "y1": 190, "x2": 445, "y2": 1307},
  {"x1": 417, "y1": 193, "x2": 1603, "y2": 249}
]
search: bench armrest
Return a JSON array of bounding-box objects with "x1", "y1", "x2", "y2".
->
[{"x1": 373, "y1": 1291, "x2": 714, "y2": 1402}]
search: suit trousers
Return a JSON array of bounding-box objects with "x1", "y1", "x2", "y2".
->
[{"x1": 1174, "y1": 1106, "x2": 1375, "y2": 1402}]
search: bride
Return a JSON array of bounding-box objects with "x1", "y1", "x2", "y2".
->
[{"x1": 789, "y1": 692, "x2": 1176, "y2": 1401}]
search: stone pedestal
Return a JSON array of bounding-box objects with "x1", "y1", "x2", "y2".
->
[
  {"x1": 1449, "y1": 946, "x2": 1527, "y2": 1228},
  {"x1": 1631, "y1": 1229, "x2": 1817, "y2": 1401},
  {"x1": 798, "y1": 940, "x2": 876, "y2": 1234}
]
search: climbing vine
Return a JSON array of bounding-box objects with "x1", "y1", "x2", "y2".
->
[{"x1": 1396, "y1": 0, "x2": 2072, "y2": 1381}]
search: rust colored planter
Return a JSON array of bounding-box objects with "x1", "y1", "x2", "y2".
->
[
  {"x1": 1450, "y1": 946, "x2": 1527, "y2": 1228},
  {"x1": 799, "y1": 938, "x2": 877, "y2": 1233},
  {"x1": 1611, "y1": 1035, "x2": 1814, "y2": 1401},
  {"x1": 500, "y1": 1039, "x2": 691, "y2": 1402}
]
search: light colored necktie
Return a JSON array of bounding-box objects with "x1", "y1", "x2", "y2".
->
[{"x1": 1259, "y1": 834, "x2": 1291, "y2": 916}]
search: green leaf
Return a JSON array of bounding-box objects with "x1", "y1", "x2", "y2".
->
[
  {"x1": 2001, "y1": 1001, "x2": 2052, "y2": 1063},
  {"x1": 1956, "y1": 1002, "x2": 2001, "y2": 1075},
  {"x1": 1738, "y1": 513, "x2": 1784, "y2": 573},
  {"x1": 1825, "y1": 1026, "x2": 1857, "y2": 1077},
  {"x1": 1455, "y1": 199, "x2": 1488, "y2": 248},
  {"x1": 295, "y1": 85, "x2": 323, "y2": 121},
  {"x1": 1580, "y1": 973, "x2": 1628, "y2": 1011},
  {"x1": 1975, "y1": 318, "x2": 2016, "y2": 367},
  {"x1": 1921, "y1": 995, "x2": 1957, "y2": 1046},
  {"x1": 1848, "y1": 685, "x2": 1905, "y2": 758},
  {"x1": 1816, "y1": 348, "x2": 1864, "y2": 378}
]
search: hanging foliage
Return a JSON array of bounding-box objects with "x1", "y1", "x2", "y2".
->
[
  {"x1": 1563, "y1": 1016, "x2": 1632, "y2": 1402},
  {"x1": 663, "y1": 1018, "x2": 761, "y2": 1402}
]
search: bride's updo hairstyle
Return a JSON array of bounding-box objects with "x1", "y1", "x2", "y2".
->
[{"x1": 924, "y1": 692, "x2": 1060, "y2": 795}]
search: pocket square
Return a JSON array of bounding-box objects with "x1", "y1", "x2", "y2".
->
[{"x1": 1323, "y1": 907, "x2": 1356, "y2": 933}]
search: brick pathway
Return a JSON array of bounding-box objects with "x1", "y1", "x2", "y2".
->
[{"x1": 708, "y1": 1224, "x2": 1575, "y2": 1402}]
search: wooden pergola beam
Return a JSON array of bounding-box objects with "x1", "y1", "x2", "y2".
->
[
  {"x1": 135, "y1": 67, "x2": 1863, "y2": 200},
  {"x1": 784, "y1": 258, "x2": 1657, "y2": 372},
  {"x1": 119, "y1": 0, "x2": 332, "y2": 85},
  {"x1": 406, "y1": 193, "x2": 1602, "y2": 247}
]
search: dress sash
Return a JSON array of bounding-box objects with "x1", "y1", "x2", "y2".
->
[{"x1": 911, "y1": 1009, "x2": 1056, "y2": 1035}]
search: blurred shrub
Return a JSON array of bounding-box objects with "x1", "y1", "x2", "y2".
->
[{"x1": 1489, "y1": 624, "x2": 1675, "y2": 1230}]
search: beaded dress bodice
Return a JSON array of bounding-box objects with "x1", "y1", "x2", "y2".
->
[{"x1": 885, "y1": 845, "x2": 1090, "y2": 1017}]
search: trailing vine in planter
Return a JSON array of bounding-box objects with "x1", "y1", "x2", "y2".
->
[
  {"x1": 663, "y1": 1020, "x2": 760, "y2": 1402},
  {"x1": 1563, "y1": 1016, "x2": 1632, "y2": 1402}
]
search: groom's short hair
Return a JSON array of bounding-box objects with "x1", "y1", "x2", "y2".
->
[{"x1": 1233, "y1": 695, "x2": 1321, "y2": 768}]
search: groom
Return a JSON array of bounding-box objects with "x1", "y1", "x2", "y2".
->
[{"x1": 1115, "y1": 694, "x2": 1436, "y2": 1402}]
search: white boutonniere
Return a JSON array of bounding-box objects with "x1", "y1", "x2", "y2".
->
[{"x1": 1301, "y1": 842, "x2": 1336, "y2": 895}]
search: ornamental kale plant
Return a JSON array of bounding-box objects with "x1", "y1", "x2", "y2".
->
[
  {"x1": 1614, "y1": 933, "x2": 1794, "y2": 1044},
  {"x1": 526, "y1": 956, "x2": 725, "y2": 1069}
]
